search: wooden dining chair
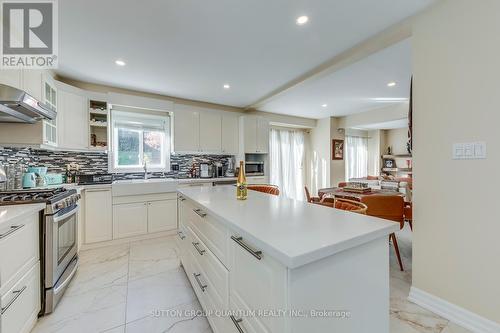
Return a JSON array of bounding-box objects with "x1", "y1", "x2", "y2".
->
[
  {"x1": 333, "y1": 198, "x2": 368, "y2": 214},
  {"x1": 304, "y1": 186, "x2": 321, "y2": 203},
  {"x1": 248, "y1": 184, "x2": 280, "y2": 196},
  {"x1": 360, "y1": 195, "x2": 405, "y2": 271}
]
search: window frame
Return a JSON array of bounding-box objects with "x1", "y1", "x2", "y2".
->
[{"x1": 109, "y1": 106, "x2": 171, "y2": 173}]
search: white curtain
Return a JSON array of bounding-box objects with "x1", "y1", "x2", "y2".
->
[
  {"x1": 270, "y1": 128, "x2": 305, "y2": 201},
  {"x1": 345, "y1": 136, "x2": 368, "y2": 180}
]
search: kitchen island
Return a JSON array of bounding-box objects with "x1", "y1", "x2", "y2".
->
[{"x1": 177, "y1": 185, "x2": 398, "y2": 333}]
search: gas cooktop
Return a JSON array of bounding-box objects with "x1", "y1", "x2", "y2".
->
[{"x1": 0, "y1": 188, "x2": 71, "y2": 206}]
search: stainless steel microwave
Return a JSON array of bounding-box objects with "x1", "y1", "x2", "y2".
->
[{"x1": 245, "y1": 161, "x2": 264, "y2": 176}]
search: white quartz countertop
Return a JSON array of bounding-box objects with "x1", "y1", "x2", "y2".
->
[
  {"x1": 0, "y1": 203, "x2": 45, "y2": 226},
  {"x1": 178, "y1": 185, "x2": 399, "y2": 269}
]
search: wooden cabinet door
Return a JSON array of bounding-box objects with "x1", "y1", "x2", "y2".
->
[
  {"x1": 84, "y1": 189, "x2": 113, "y2": 243},
  {"x1": 174, "y1": 105, "x2": 200, "y2": 152},
  {"x1": 113, "y1": 202, "x2": 148, "y2": 239},
  {"x1": 221, "y1": 113, "x2": 239, "y2": 154},
  {"x1": 199, "y1": 112, "x2": 222, "y2": 153},
  {"x1": 256, "y1": 117, "x2": 269, "y2": 153},
  {"x1": 147, "y1": 199, "x2": 178, "y2": 233},
  {"x1": 0, "y1": 69, "x2": 22, "y2": 89},
  {"x1": 243, "y1": 116, "x2": 257, "y2": 153}
]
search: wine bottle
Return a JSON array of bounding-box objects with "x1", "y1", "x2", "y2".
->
[{"x1": 236, "y1": 161, "x2": 248, "y2": 200}]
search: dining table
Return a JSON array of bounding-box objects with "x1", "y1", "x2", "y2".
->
[{"x1": 318, "y1": 187, "x2": 405, "y2": 202}]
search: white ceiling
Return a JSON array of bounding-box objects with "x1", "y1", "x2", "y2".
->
[
  {"x1": 260, "y1": 39, "x2": 412, "y2": 118},
  {"x1": 353, "y1": 118, "x2": 409, "y2": 130},
  {"x1": 57, "y1": 0, "x2": 432, "y2": 114}
]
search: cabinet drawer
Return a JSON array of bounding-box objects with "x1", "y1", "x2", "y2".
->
[
  {"x1": 176, "y1": 223, "x2": 189, "y2": 266},
  {"x1": 186, "y1": 201, "x2": 229, "y2": 266},
  {"x1": 186, "y1": 226, "x2": 229, "y2": 309},
  {"x1": 229, "y1": 234, "x2": 287, "y2": 333},
  {"x1": 0, "y1": 214, "x2": 39, "y2": 290},
  {"x1": 1, "y1": 262, "x2": 40, "y2": 333}
]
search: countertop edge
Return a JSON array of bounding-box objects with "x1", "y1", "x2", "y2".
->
[{"x1": 0, "y1": 203, "x2": 45, "y2": 226}]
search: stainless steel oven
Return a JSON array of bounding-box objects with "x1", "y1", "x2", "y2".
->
[
  {"x1": 42, "y1": 192, "x2": 80, "y2": 315},
  {"x1": 244, "y1": 161, "x2": 264, "y2": 176}
]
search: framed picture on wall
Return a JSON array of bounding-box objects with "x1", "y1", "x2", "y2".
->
[{"x1": 332, "y1": 139, "x2": 344, "y2": 160}]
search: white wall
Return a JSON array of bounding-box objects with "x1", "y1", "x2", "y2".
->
[
  {"x1": 339, "y1": 103, "x2": 408, "y2": 129},
  {"x1": 367, "y1": 130, "x2": 381, "y2": 176},
  {"x1": 306, "y1": 117, "x2": 331, "y2": 194},
  {"x1": 412, "y1": 0, "x2": 500, "y2": 325},
  {"x1": 330, "y1": 117, "x2": 345, "y2": 185},
  {"x1": 384, "y1": 128, "x2": 408, "y2": 155}
]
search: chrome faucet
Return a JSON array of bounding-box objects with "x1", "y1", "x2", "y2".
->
[{"x1": 143, "y1": 162, "x2": 148, "y2": 180}]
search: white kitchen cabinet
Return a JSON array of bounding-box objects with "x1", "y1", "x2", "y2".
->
[
  {"x1": 229, "y1": 236, "x2": 287, "y2": 332},
  {"x1": 0, "y1": 207, "x2": 42, "y2": 333},
  {"x1": 22, "y1": 69, "x2": 43, "y2": 101},
  {"x1": 56, "y1": 81, "x2": 89, "y2": 150},
  {"x1": 84, "y1": 188, "x2": 113, "y2": 244},
  {"x1": 147, "y1": 199, "x2": 177, "y2": 233},
  {"x1": 256, "y1": 116, "x2": 270, "y2": 153},
  {"x1": 221, "y1": 113, "x2": 239, "y2": 154},
  {"x1": 0, "y1": 262, "x2": 40, "y2": 333},
  {"x1": 113, "y1": 202, "x2": 148, "y2": 239},
  {"x1": 0, "y1": 69, "x2": 22, "y2": 88},
  {"x1": 243, "y1": 115, "x2": 269, "y2": 154},
  {"x1": 174, "y1": 105, "x2": 200, "y2": 152},
  {"x1": 199, "y1": 112, "x2": 222, "y2": 153}
]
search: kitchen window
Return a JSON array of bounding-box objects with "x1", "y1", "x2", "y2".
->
[{"x1": 110, "y1": 107, "x2": 171, "y2": 173}]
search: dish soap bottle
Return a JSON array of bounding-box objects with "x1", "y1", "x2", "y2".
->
[{"x1": 236, "y1": 161, "x2": 247, "y2": 200}]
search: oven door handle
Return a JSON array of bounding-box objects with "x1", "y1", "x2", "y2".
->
[{"x1": 53, "y1": 204, "x2": 80, "y2": 223}]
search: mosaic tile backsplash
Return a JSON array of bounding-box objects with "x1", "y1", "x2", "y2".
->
[{"x1": 0, "y1": 147, "x2": 235, "y2": 179}]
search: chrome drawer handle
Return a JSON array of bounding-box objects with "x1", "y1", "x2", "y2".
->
[
  {"x1": 0, "y1": 224, "x2": 24, "y2": 239},
  {"x1": 193, "y1": 273, "x2": 207, "y2": 292},
  {"x1": 177, "y1": 231, "x2": 186, "y2": 240},
  {"x1": 192, "y1": 242, "x2": 205, "y2": 255},
  {"x1": 193, "y1": 208, "x2": 207, "y2": 218},
  {"x1": 1, "y1": 286, "x2": 27, "y2": 315},
  {"x1": 230, "y1": 315, "x2": 244, "y2": 333},
  {"x1": 231, "y1": 236, "x2": 262, "y2": 260}
]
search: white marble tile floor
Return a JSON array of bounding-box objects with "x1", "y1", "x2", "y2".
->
[{"x1": 32, "y1": 226, "x2": 471, "y2": 333}]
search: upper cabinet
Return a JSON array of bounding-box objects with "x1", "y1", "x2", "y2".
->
[
  {"x1": 22, "y1": 70, "x2": 43, "y2": 101},
  {"x1": 242, "y1": 115, "x2": 269, "y2": 154},
  {"x1": 174, "y1": 104, "x2": 200, "y2": 152},
  {"x1": 199, "y1": 111, "x2": 222, "y2": 153},
  {"x1": 174, "y1": 104, "x2": 240, "y2": 155},
  {"x1": 56, "y1": 81, "x2": 88, "y2": 150},
  {"x1": 0, "y1": 69, "x2": 22, "y2": 89},
  {"x1": 221, "y1": 113, "x2": 239, "y2": 154},
  {"x1": 0, "y1": 70, "x2": 57, "y2": 147}
]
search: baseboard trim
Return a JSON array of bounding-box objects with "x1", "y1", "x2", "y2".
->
[{"x1": 408, "y1": 287, "x2": 500, "y2": 333}]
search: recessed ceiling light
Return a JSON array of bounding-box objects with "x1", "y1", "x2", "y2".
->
[
  {"x1": 321, "y1": 104, "x2": 328, "y2": 108},
  {"x1": 387, "y1": 81, "x2": 396, "y2": 87},
  {"x1": 115, "y1": 59, "x2": 126, "y2": 66},
  {"x1": 223, "y1": 84, "x2": 230, "y2": 89},
  {"x1": 296, "y1": 16, "x2": 309, "y2": 25}
]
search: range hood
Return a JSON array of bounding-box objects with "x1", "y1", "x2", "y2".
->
[{"x1": 0, "y1": 84, "x2": 56, "y2": 123}]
